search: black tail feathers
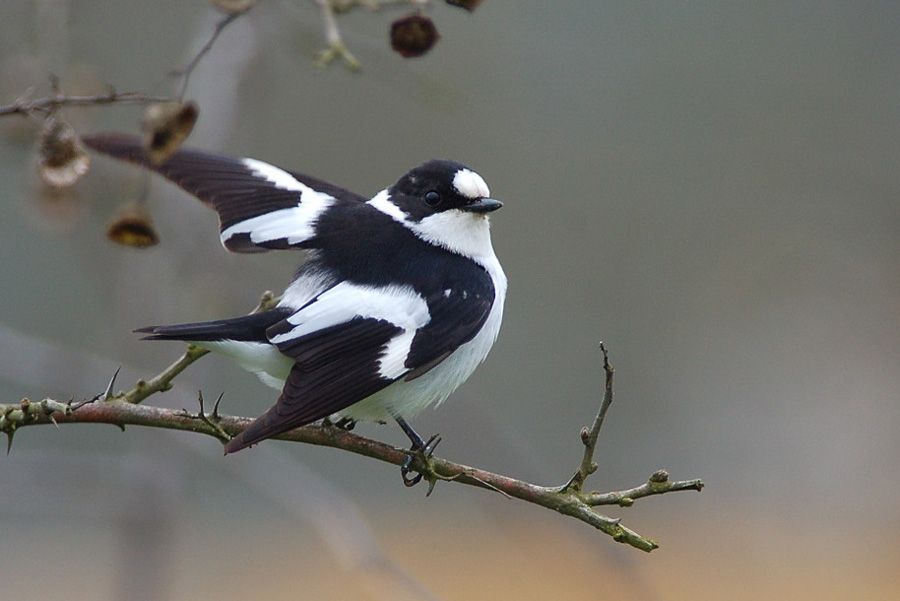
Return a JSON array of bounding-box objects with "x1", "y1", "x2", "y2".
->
[{"x1": 136, "y1": 308, "x2": 291, "y2": 343}]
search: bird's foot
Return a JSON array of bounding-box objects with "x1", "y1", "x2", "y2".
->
[
  {"x1": 401, "y1": 433, "x2": 442, "y2": 494},
  {"x1": 395, "y1": 416, "x2": 449, "y2": 495},
  {"x1": 178, "y1": 391, "x2": 231, "y2": 444}
]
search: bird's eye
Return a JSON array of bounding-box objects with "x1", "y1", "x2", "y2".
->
[{"x1": 424, "y1": 190, "x2": 442, "y2": 207}]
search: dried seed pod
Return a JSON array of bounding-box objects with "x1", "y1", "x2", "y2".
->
[
  {"x1": 390, "y1": 14, "x2": 440, "y2": 58},
  {"x1": 445, "y1": 0, "x2": 483, "y2": 11},
  {"x1": 141, "y1": 101, "x2": 198, "y2": 164},
  {"x1": 106, "y1": 202, "x2": 160, "y2": 248},
  {"x1": 208, "y1": 0, "x2": 259, "y2": 14},
  {"x1": 38, "y1": 118, "x2": 91, "y2": 188}
]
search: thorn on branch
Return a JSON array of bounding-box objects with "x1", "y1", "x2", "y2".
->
[{"x1": 179, "y1": 391, "x2": 232, "y2": 444}]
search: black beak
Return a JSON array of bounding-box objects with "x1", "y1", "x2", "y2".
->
[{"x1": 460, "y1": 198, "x2": 503, "y2": 213}]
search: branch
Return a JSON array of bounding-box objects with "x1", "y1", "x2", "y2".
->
[
  {"x1": 1, "y1": 334, "x2": 702, "y2": 552},
  {"x1": 0, "y1": 90, "x2": 173, "y2": 119},
  {"x1": 0, "y1": 396, "x2": 701, "y2": 552}
]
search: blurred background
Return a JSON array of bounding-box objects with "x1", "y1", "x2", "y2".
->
[{"x1": 1, "y1": 1, "x2": 898, "y2": 599}]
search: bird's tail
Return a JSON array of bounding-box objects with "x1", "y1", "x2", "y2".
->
[{"x1": 137, "y1": 308, "x2": 291, "y2": 342}]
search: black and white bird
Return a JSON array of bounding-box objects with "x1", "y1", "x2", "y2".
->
[{"x1": 83, "y1": 134, "x2": 506, "y2": 479}]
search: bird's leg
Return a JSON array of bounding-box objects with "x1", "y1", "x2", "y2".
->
[{"x1": 395, "y1": 416, "x2": 441, "y2": 490}]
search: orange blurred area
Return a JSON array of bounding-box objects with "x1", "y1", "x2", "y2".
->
[{"x1": 4, "y1": 504, "x2": 899, "y2": 600}]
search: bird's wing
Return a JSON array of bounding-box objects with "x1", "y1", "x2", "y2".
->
[
  {"x1": 82, "y1": 133, "x2": 367, "y2": 253},
  {"x1": 402, "y1": 284, "x2": 495, "y2": 380},
  {"x1": 223, "y1": 282, "x2": 425, "y2": 452},
  {"x1": 223, "y1": 278, "x2": 494, "y2": 453}
]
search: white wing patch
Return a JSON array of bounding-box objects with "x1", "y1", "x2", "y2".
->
[
  {"x1": 452, "y1": 168, "x2": 490, "y2": 199},
  {"x1": 270, "y1": 282, "x2": 431, "y2": 379},
  {"x1": 378, "y1": 329, "x2": 418, "y2": 379},
  {"x1": 218, "y1": 158, "x2": 335, "y2": 248},
  {"x1": 242, "y1": 158, "x2": 311, "y2": 193},
  {"x1": 219, "y1": 202, "x2": 333, "y2": 246}
]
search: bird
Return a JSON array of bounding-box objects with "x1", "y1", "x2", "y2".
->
[{"x1": 82, "y1": 133, "x2": 506, "y2": 483}]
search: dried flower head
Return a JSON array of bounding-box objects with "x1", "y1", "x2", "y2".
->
[
  {"x1": 141, "y1": 101, "x2": 198, "y2": 164},
  {"x1": 107, "y1": 202, "x2": 160, "y2": 248},
  {"x1": 208, "y1": 0, "x2": 259, "y2": 15},
  {"x1": 445, "y1": 0, "x2": 483, "y2": 12},
  {"x1": 38, "y1": 117, "x2": 91, "y2": 188},
  {"x1": 390, "y1": 14, "x2": 440, "y2": 58}
]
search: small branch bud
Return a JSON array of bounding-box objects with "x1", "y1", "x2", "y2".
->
[{"x1": 649, "y1": 469, "x2": 669, "y2": 483}]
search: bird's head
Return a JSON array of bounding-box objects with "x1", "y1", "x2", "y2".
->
[
  {"x1": 389, "y1": 160, "x2": 502, "y2": 222},
  {"x1": 378, "y1": 160, "x2": 502, "y2": 259}
]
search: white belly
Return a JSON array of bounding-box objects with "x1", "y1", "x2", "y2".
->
[{"x1": 198, "y1": 340, "x2": 292, "y2": 390}]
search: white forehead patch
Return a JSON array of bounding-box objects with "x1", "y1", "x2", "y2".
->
[{"x1": 453, "y1": 168, "x2": 490, "y2": 199}]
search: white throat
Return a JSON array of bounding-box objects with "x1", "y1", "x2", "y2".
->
[
  {"x1": 409, "y1": 210, "x2": 496, "y2": 265},
  {"x1": 367, "y1": 189, "x2": 499, "y2": 268}
]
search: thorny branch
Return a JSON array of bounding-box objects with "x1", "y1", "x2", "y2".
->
[{"x1": 0, "y1": 336, "x2": 702, "y2": 552}]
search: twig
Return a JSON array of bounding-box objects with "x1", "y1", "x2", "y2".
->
[
  {"x1": 561, "y1": 342, "x2": 615, "y2": 492},
  {"x1": 331, "y1": 0, "x2": 430, "y2": 12},
  {"x1": 171, "y1": 11, "x2": 244, "y2": 100},
  {"x1": 583, "y1": 470, "x2": 704, "y2": 507},
  {"x1": 0, "y1": 90, "x2": 173, "y2": 119},
  {"x1": 0, "y1": 397, "x2": 702, "y2": 552},
  {"x1": 314, "y1": 0, "x2": 362, "y2": 70},
  {"x1": 122, "y1": 345, "x2": 209, "y2": 404}
]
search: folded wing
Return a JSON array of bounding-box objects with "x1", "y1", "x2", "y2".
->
[{"x1": 82, "y1": 133, "x2": 366, "y2": 253}]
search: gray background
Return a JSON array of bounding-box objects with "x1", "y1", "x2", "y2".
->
[{"x1": 1, "y1": 1, "x2": 898, "y2": 599}]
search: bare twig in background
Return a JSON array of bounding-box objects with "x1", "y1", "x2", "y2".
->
[
  {"x1": 0, "y1": 90, "x2": 172, "y2": 119},
  {"x1": 171, "y1": 11, "x2": 245, "y2": 99},
  {"x1": 0, "y1": 344, "x2": 702, "y2": 553},
  {"x1": 314, "y1": 0, "x2": 362, "y2": 70}
]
